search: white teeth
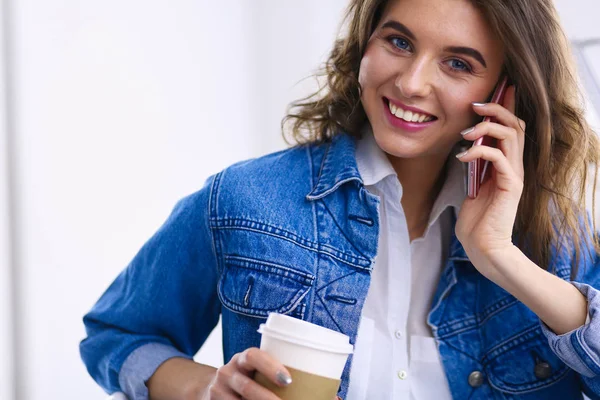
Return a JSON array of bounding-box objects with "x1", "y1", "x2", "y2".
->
[
  {"x1": 395, "y1": 107, "x2": 404, "y2": 119},
  {"x1": 388, "y1": 100, "x2": 432, "y2": 123}
]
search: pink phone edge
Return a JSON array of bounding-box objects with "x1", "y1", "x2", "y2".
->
[{"x1": 467, "y1": 75, "x2": 509, "y2": 198}]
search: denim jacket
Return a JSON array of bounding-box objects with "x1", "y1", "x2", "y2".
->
[{"x1": 81, "y1": 133, "x2": 600, "y2": 399}]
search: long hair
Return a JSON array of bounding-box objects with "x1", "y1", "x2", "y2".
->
[{"x1": 281, "y1": 0, "x2": 600, "y2": 274}]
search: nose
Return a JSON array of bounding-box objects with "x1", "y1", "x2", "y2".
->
[{"x1": 394, "y1": 57, "x2": 433, "y2": 99}]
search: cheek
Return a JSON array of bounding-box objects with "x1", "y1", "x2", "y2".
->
[
  {"x1": 443, "y1": 88, "x2": 479, "y2": 126},
  {"x1": 359, "y1": 47, "x2": 396, "y2": 95}
]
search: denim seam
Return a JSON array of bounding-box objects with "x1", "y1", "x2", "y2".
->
[
  {"x1": 309, "y1": 145, "x2": 319, "y2": 323},
  {"x1": 212, "y1": 219, "x2": 371, "y2": 268},
  {"x1": 486, "y1": 365, "x2": 571, "y2": 394},
  {"x1": 315, "y1": 270, "x2": 360, "y2": 334},
  {"x1": 439, "y1": 337, "x2": 480, "y2": 362},
  {"x1": 311, "y1": 141, "x2": 331, "y2": 196},
  {"x1": 316, "y1": 289, "x2": 345, "y2": 333},
  {"x1": 112, "y1": 338, "x2": 176, "y2": 389},
  {"x1": 482, "y1": 324, "x2": 541, "y2": 362},
  {"x1": 476, "y1": 277, "x2": 485, "y2": 359},
  {"x1": 223, "y1": 255, "x2": 315, "y2": 284},
  {"x1": 210, "y1": 172, "x2": 224, "y2": 276},
  {"x1": 573, "y1": 328, "x2": 600, "y2": 375},
  {"x1": 478, "y1": 296, "x2": 519, "y2": 326},
  {"x1": 437, "y1": 324, "x2": 478, "y2": 340},
  {"x1": 319, "y1": 197, "x2": 371, "y2": 263},
  {"x1": 217, "y1": 277, "x2": 310, "y2": 318}
]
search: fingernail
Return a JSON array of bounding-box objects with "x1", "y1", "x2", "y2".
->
[
  {"x1": 472, "y1": 102, "x2": 486, "y2": 107},
  {"x1": 460, "y1": 127, "x2": 475, "y2": 136},
  {"x1": 456, "y1": 150, "x2": 468, "y2": 158},
  {"x1": 276, "y1": 371, "x2": 292, "y2": 386}
]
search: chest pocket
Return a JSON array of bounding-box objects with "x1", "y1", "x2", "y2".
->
[
  {"x1": 217, "y1": 255, "x2": 315, "y2": 319},
  {"x1": 485, "y1": 326, "x2": 572, "y2": 395}
]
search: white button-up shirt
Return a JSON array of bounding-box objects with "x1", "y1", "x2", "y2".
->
[{"x1": 346, "y1": 125, "x2": 466, "y2": 400}]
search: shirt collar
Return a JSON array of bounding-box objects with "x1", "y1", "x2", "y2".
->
[
  {"x1": 305, "y1": 124, "x2": 467, "y2": 219},
  {"x1": 354, "y1": 123, "x2": 466, "y2": 222},
  {"x1": 429, "y1": 148, "x2": 466, "y2": 223},
  {"x1": 355, "y1": 124, "x2": 397, "y2": 186}
]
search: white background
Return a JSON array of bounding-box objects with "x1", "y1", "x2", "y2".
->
[{"x1": 0, "y1": 1, "x2": 599, "y2": 399}]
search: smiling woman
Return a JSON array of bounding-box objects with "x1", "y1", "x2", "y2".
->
[
  {"x1": 284, "y1": 0, "x2": 600, "y2": 276},
  {"x1": 81, "y1": 1, "x2": 600, "y2": 400}
]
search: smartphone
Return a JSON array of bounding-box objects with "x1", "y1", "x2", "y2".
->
[{"x1": 467, "y1": 75, "x2": 509, "y2": 198}]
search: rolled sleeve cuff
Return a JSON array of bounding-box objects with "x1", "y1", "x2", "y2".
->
[
  {"x1": 541, "y1": 282, "x2": 600, "y2": 377},
  {"x1": 118, "y1": 343, "x2": 192, "y2": 400}
]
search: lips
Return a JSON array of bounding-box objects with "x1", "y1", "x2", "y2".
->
[
  {"x1": 384, "y1": 97, "x2": 438, "y2": 123},
  {"x1": 382, "y1": 97, "x2": 438, "y2": 133}
]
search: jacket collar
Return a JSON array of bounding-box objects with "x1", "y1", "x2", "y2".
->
[{"x1": 306, "y1": 133, "x2": 363, "y2": 201}]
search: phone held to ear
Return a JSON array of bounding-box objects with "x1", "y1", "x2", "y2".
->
[{"x1": 467, "y1": 75, "x2": 509, "y2": 199}]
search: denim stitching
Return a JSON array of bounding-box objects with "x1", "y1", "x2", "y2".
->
[
  {"x1": 210, "y1": 172, "x2": 224, "y2": 276},
  {"x1": 308, "y1": 145, "x2": 319, "y2": 322},
  {"x1": 224, "y1": 255, "x2": 315, "y2": 284},
  {"x1": 320, "y1": 198, "x2": 371, "y2": 263},
  {"x1": 486, "y1": 366, "x2": 570, "y2": 394},
  {"x1": 218, "y1": 278, "x2": 310, "y2": 318},
  {"x1": 213, "y1": 218, "x2": 372, "y2": 268},
  {"x1": 316, "y1": 291, "x2": 344, "y2": 333},
  {"x1": 482, "y1": 324, "x2": 540, "y2": 362},
  {"x1": 573, "y1": 328, "x2": 600, "y2": 375}
]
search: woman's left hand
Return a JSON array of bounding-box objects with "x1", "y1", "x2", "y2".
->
[{"x1": 455, "y1": 85, "x2": 526, "y2": 275}]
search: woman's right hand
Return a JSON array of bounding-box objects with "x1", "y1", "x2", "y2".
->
[{"x1": 202, "y1": 347, "x2": 291, "y2": 400}]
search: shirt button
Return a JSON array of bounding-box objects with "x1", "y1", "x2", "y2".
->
[
  {"x1": 397, "y1": 370, "x2": 408, "y2": 380},
  {"x1": 468, "y1": 371, "x2": 484, "y2": 388},
  {"x1": 394, "y1": 330, "x2": 403, "y2": 339}
]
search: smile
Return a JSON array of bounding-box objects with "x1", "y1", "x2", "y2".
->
[{"x1": 384, "y1": 98, "x2": 437, "y2": 123}]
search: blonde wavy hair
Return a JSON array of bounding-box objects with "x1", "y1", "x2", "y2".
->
[{"x1": 281, "y1": 0, "x2": 600, "y2": 274}]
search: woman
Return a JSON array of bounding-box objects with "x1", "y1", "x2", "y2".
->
[{"x1": 81, "y1": 0, "x2": 600, "y2": 399}]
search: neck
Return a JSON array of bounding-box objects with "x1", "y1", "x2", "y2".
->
[{"x1": 388, "y1": 153, "x2": 449, "y2": 241}]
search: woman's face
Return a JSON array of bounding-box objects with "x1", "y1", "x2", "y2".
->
[{"x1": 359, "y1": 0, "x2": 505, "y2": 161}]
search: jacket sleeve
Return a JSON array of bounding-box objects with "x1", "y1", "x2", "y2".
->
[
  {"x1": 540, "y1": 243, "x2": 600, "y2": 399},
  {"x1": 79, "y1": 175, "x2": 221, "y2": 399}
]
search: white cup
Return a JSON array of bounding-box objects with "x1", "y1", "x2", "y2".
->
[{"x1": 258, "y1": 313, "x2": 353, "y2": 380}]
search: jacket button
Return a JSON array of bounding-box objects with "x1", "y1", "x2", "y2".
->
[
  {"x1": 468, "y1": 371, "x2": 484, "y2": 388},
  {"x1": 534, "y1": 362, "x2": 552, "y2": 379}
]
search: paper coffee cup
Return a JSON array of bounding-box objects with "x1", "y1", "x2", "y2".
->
[{"x1": 255, "y1": 313, "x2": 353, "y2": 400}]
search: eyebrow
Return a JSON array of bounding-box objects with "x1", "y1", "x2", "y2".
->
[{"x1": 380, "y1": 20, "x2": 488, "y2": 68}]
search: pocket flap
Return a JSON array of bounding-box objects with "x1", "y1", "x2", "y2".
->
[
  {"x1": 486, "y1": 331, "x2": 569, "y2": 394},
  {"x1": 218, "y1": 255, "x2": 315, "y2": 318}
]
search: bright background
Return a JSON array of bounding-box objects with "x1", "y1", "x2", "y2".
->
[{"x1": 0, "y1": 1, "x2": 599, "y2": 399}]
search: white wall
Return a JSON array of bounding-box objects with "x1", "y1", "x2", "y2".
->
[
  {"x1": 2, "y1": 1, "x2": 600, "y2": 400},
  {"x1": 10, "y1": 1, "x2": 256, "y2": 399},
  {"x1": 0, "y1": 0, "x2": 15, "y2": 398},
  {"x1": 6, "y1": 1, "x2": 348, "y2": 399}
]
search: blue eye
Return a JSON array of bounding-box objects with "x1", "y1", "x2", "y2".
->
[
  {"x1": 390, "y1": 37, "x2": 411, "y2": 51},
  {"x1": 448, "y1": 59, "x2": 471, "y2": 72}
]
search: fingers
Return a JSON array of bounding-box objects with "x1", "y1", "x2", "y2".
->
[
  {"x1": 460, "y1": 85, "x2": 525, "y2": 180},
  {"x1": 214, "y1": 362, "x2": 282, "y2": 400},
  {"x1": 228, "y1": 371, "x2": 281, "y2": 400},
  {"x1": 461, "y1": 120, "x2": 523, "y2": 180},
  {"x1": 205, "y1": 381, "x2": 240, "y2": 400},
  {"x1": 457, "y1": 145, "x2": 523, "y2": 193},
  {"x1": 212, "y1": 348, "x2": 288, "y2": 400},
  {"x1": 472, "y1": 86, "x2": 526, "y2": 133},
  {"x1": 236, "y1": 348, "x2": 292, "y2": 387}
]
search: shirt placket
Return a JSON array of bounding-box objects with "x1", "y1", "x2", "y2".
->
[{"x1": 385, "y1": 179, "x2": 412, "y2": 399}]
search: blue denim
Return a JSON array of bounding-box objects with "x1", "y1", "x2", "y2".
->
[{"x1": 81, "y1": 133, "x2": 600, "y2": 399}]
